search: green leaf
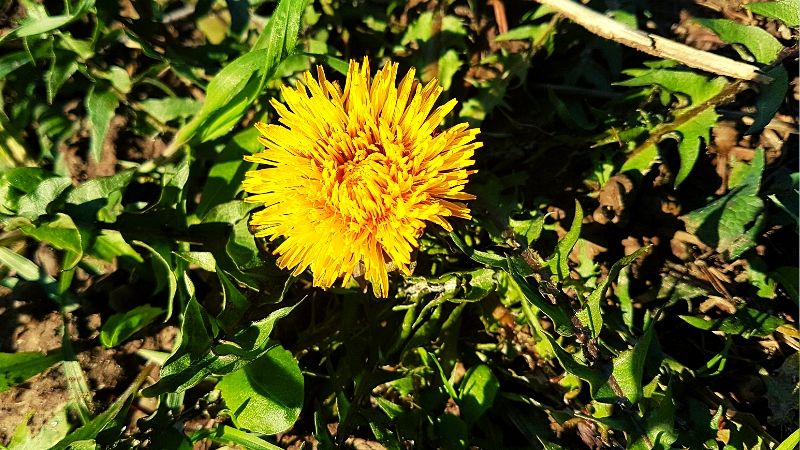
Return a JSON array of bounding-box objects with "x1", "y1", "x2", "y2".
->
[
  {"x1": 7, "y1": 405, "x2": 71, "y2": 450},
  {"x1": 217, "y1": 345, "x2": 304, "y2": 435},
  {"x1": 173, "y1": 0, "x2": 308, "y2": 146},
  {"x1": 5, "y1": 168, "x2": 54, "y2": 194},
  {"x1": 65, "y1": 170, "x2": 134, "y2": 207},
  {"x1": 46, "y1": 50, "x2": 78, "y2": 104},
  {"x1": 16, "y1": 177, "x2": 72, "y2": 220},
  {"x1": 509, "y1": 264, "x2": 574, "y2": 336},
  {"x1": 618, "y1": 69, "x2": 728, "y2": 104},
  {"x1": 595, "y1": 323, "x2": 655, "y2": 404},
  {"x1": 575, "y1": 246, "x2": 649, "y2": 339},
  {"x1": 546, "y1": 201, "x2": 583, "y2": 280},
  {"x1": 0, "y1": 349, "x2": 64, "y2": 393},
  {"x1": 132, "y1": 241, "x2": 178, "y2": 320},
  {"x1": 90, "y1": 230, "x2": 144, "y2": 264},
  {"x1": 19, "y1": 213, "x2": 83, "y2": 269},
  {"x1": 776, "y1": 429, "x2": 800, "y2": 450},
  {"x1": 449, "y1": 231, "x2": 506, "y2": 269},
  {"x1": 86, "y1": 88, "x2": 119, "y2": 162},
  {"x1": 143, "y1": 297, "x2": 215, "y2": 396},
  {"x1": 0, "y1": 247, "x2": 40, "y2": 281},
  {"x1": 747, "y1": 66, "x2": 788, "y2": 135},
  {"x1": 50, "y1": 364, "x2": 151, "y2": 450},
  {"x1": 458, "y1": 364, "x2": 499, "y2": 426},
  {"x1": 216, "y1": 269, "x2": 249, "y2": 333},
  {"x1": 680, "y1": 307, "x2": 785, "y2": 338},
  {"x1": 0, "y1": 0, "x2": 95, "y2": 44},
  {"x1": 694, "y1": 19, "x2": 784, "y2": 64},
  {"x1": 100, "y1": 305, "x2": 164, "y2": 348},
  {"x1": 682, "y1": 149, "x2": 765, "y2": 259},
  {"x1": 191, "y1": 425, "x2": 283, "y2": 450},
  {"x1": 216, "y1": 301, "x2": 301, "y2": 358},
  {"x1": 138, "y1": 97, "x2": 201, "y2": 124},
  {"x1": 745, "y1": 0, "x2": 800, "y2": 27},
  {"x1": 196, "y1": 127, "x2": 258, "y2": 218}
]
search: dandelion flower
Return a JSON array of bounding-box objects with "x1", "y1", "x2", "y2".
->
[{"x1": 242, "y1": 58, "x2": 481, "y2": 297}]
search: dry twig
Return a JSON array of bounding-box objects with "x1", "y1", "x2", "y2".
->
[{"x1": 532, "y1": 0, "x2": 772, "y2": 84}]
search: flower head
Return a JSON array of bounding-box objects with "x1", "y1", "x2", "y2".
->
[{"x1": 242, "y1": 58, "x2": 481, "y2": 297}]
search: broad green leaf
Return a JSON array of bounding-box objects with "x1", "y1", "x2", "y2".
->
[
  {"x1": 618, "y1": 70, "x2": 728, "y2": 104},
  {"x1": 680, "y1": 307, "x2": 785, "y2": 338},
  {"x1": 217, "y1": 345, "x2": 303, "y2": 435},
  {"x1": 5, "y1": 168, "x2": 54, "y2": 194},
  {"x1": 90, "y1": 230, "x2": 144, "y2": 264},
  {"x1": 772, "y1": 266, "x2": 799, "y2": 304},
  {"x1": 695, "y1": 19, "x2": 784, "y2": 64},
  {"x1": 0, "y1": 247, "x2": 40, "y2": 281},
  {"x1": 86, "y1": 88, "x2": 119, "y2": 162},
  {"x1": 19, "y1": 213, "x2": 83, "y2": 269},
  {"x1": 434, "y1": 414, "x2": 468, "y2": 450},
  {"x1": 0, "y1": 349, "x2": 64, "y2": 392},
  {"x1": 100, "y1": 305, "x2": 164, "y2": 348},
  {"x1": 547, "y1": 201, "x2": 583, "y2": 280},
  {"x1": 173, "y1": 0, "x2": 308, "y2": 147},
  {"x1": 575, "y1": 246, "x2": 649, "y2": 338},
  {"x1": 746, "y1": 0, "x2": 800, "y2": 27},
  {"x1": 138, "y1": 98, "x2": 201, "y2": 124},
  {"x1": 16, "y1": 177, "x2": 72, "y2": 220},
  {"x1": 458, "y1": 364, "x2": 499, "y2": 425},
  {"x1": 65, "y1": 170, "x2": 134, "y2": 206},
  {"x1": 747, "y1": 66, "x2": 788, "y2": 134},
  {"x1": 683, "y1": 149, "x2": 765, "y2": 259}
]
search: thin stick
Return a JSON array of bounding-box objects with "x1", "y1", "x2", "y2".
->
[{"x1": 532, "y1": 0, "x2": 772, "y2": 84}]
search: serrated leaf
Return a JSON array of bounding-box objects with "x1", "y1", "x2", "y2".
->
[
  {"x1": 100, "y1": 305, "x2": 164, "y2": 348},
  {"x1": 575, "y1": 246, "x2": 649, "y2": 338},
  {"x1": 509, "y1": 265, "x2": 574, "y2": 336},
  {"x1": 746, "y1": 0, "x2": 800, "y2": 27},
  {"x1": 86, "y1": 88, "x2": 119, "y2": 162},
  {"x1": 680, "y1": 307, "x2": 785, "y2": 338},
  {"x1": 0, "y1": 350, "x2": 64, "y2": 393},
  {"x1": 694, "y1": 19, "x2": 783, "y2": 64},
  {"x1": 594, "y1": 323, "x2": 655, "y2": 404},
  {"x1": 617, "y1": 70, "x2": 728, "y2": 104},
  {"x1": 682, "y1": 149, "x2": 765, "y2": 259},
  {"x1": 747, "y1": 66, "x2": 788, "y2": 135},
  {"x1": 217, "y1": 345, "x2": 303, "y2": 435},
  {"x1": 547, "y1": 201, "x2": 583, "y2": 280}
]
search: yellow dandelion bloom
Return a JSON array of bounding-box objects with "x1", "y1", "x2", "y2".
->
[{"x1": 242, "y1": 58, "x2": 481, "y2": 297}]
